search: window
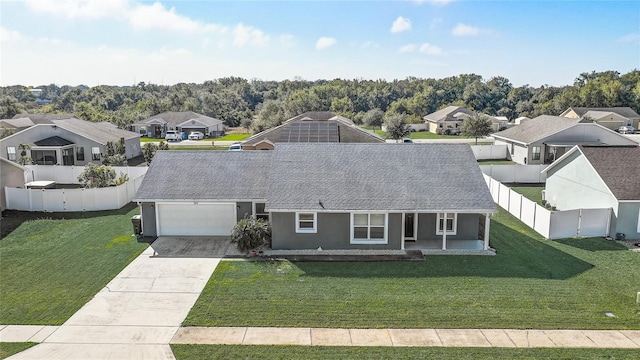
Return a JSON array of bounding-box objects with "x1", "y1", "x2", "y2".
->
[
  {"x1": 436, "y1": 213, "x2": 457, "y2": 235},
  {"x1": 532, "y1": 146, "x2": 541, "y2": 161},
  {"x1": 351, "y1": 213, "x2": 387, "y2": 244},
  {"x1": 296, "y1": 212, "x2": 316, "y2": 233},
  {"x1": 91, "y1": 147, "x2": 100, "y2": 161},
  {"x1": 510, "y1": 143, "x2": 514, "y2": 156},
  {"x1": 7, "y1": 147, "x2": 16, "y2": 161},
  {"x1": 254, "y1": 203, "x2": 269, "y2": 221},
  {"x1": 76, "y1": 147, "x2": 85, "y2": 161}
]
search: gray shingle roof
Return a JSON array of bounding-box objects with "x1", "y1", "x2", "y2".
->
[
  {"x1": 12, "y1": 113, "x2": 75, "y2": 123},
  {"x1": 134, "y1": 111, "x2": 222, "y2": 127},
  {"x1": 579, "y1": 146, "x2": 640, "y2": 200},
  {"x1": 34, "y1": 136, "x2": 74, "y2": 146},
  {"x1": 51, "y1": 118, "x2": 140, "y2": 144},
  {"x1": 423, "y1": 106, "x2": 474, "y2": 122},
  {"x1": 134, "y1": 151, "x2": 273, "y2": 201},
  {"x1": 568, "y1": 107, "x2": 640, "y2": 119},
  {"x1": 267, "y1": 143, "x2": 496, "y2": 212},
  {"x1": 491, "y1": 115, "x2": 582, "y2": 144}
]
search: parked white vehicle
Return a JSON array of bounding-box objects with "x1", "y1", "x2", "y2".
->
[
  {"x1": 228, "y1": 143, "x2": 242, "y2": 151},
  {"x1": 188, "y1": 131, "x2": 205, "y2": 140},
  {"x1": 165, "y1": 130, "x2": 182, "y2": 142}
]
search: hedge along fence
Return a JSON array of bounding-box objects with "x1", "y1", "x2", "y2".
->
[
  {"x1": 5, "y1": 165, "x2": 147, "y2": 212},
  {"x1": 483, "y1": 174, "x2": 611, "y2": 239}
]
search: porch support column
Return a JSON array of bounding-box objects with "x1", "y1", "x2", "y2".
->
[
  {"x1": 442, "y1": 212, "x2": 447, "y2": 250},
  {"x1": 483, "y1": 213, "x2": 491, "y2": 250}
]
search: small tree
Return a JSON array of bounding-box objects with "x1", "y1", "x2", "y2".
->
[
  {"x1": 231, "y1": 217, "x2": 271, "y2": 254},
  {"x1": 17, "y1": 143, "x2": 32, "y2": 165},
  {"x1": 385, "y1": 114, "x2": 411, "y2": 142},
  {"x1": 461, "y1": 113, "x2": 494, "y2": 145},
  {"x1": 78, "y1": 163, "x2": 117, "y2": 188},
  {"x1": 103, "y1": 137, "x2": 127, "y2": 166},
  {"x1": 363, "y1": 108, "x2": 384, "y2": 130},
  {"x1": 240, "y1": 118, "x2": 253, "y2": 133}
]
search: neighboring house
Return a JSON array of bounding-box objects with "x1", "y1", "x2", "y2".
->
[
  {"x1": 1, "y1": 113, "x2": 77, "y2": 133},
  {"x1": 134, "y1": 143, "x2": 496, "y2": 252},
  {"x1": 542, "y1": 145, "x2": 640, "y2": 239},
  {"x1": 130, "y1": 111, "x2": 224, "y2": 138},
  {"x1": 492, "y1": 115, "x2": 637, "y2": 165},
  {"x1": 1, "y1": 158, "x2": 26, "y2": 212},
  {"x1": 0, "y1": 118, "x2": 141, "y2": 166},
  {"x1": 560, "y1": 107, "x2": 640, "y2": 129},
  {"x1": 241, "y1": 111, "x2": 383, "y2": 150},
  {"x1": 423, "y1": 106, "x2": 474, "y2": 135}
]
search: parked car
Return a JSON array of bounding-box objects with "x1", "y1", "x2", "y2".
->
[
  {"x1": 188, "y1": 131, "x2": 205, "y2": 140},
  {"x1": 228, "y1": 143, "x2": 242, "y2": 151},
  {"x1": 165, "y1": 130, "x2": 182, "y2": 142},
  {"x1": 403, "y1": 138, "x2": 414, "y2": 143},
  {"x1": 616, "y1": 126, "x2": 636, "y2": 134}
]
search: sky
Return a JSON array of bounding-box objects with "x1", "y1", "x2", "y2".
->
[{"x1": 1, "y1": 0, "x2": 639, "y2": 87}]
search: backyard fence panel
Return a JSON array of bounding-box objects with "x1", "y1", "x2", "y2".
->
[
  {"x1": 483, "y1": 174, "x2": 491, "y2": 189},
  {"x1": 480, "y1": 165, "x2": 547, "y2": 183},
  {"x1": 25, "y1": 165, "x2": 148, "y2": 184},
  {"x1": 578, "y1": 208, "x2": 612, "y2": 237},
  {"x1": 498, "y1": 183, "x2": 511, "y2": 210},
  {"x1": 29, "y1": 190, "x2": 44, "y2": 211},
  {"x1": 490, "y1": 178, "x2": 500, "y2": 203},
  {"x1": 83, "y1": 188, "x2": 96, "y2": 211},
  {"x1": 520, "y1": 198, "x2": 537, "y2": 228},
  {"x1": 533, "y1": 204, "x2": 551, "y2": 238},
  {"x1": 549, "y1": 209, "x2": 580, "y2": 239},
  {"x1": 64, "y1": 189, "x2": 84, "y2": 211},
  {"x1": 509, "y1": 191, "x2": 522, "y2": 219},
  {"x1": 5, "y1": 188, "x2": 30, "y2": 210},
  {"x1": 42, "y1": 190, "x2": 65, "y2": 212},
  {"x1": 472, "y1": 145, "x2": 508, "y2": 160}
]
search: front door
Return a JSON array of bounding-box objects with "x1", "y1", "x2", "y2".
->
[{"x1": 404, "y1": 213, "x2": 416, "y2": 240}]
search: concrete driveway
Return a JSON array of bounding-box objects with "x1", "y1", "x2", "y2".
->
[{"x1": 10, "y1": 237, "x2": 227, "y2": 360}]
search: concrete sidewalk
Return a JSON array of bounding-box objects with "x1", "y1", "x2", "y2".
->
[{"x1": 172, "y1": 327, "x2": 640, "y2": 348}]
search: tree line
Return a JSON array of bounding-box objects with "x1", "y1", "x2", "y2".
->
[{"x1": 1, "y1": 70, "x2": 638, "y2": 133}]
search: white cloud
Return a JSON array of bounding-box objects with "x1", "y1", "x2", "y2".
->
[
  {"x1": 316, "y1": 37, "x2": 336, "y2": 50},
  {"x1": 360, "y1": 41, "x2": 380, "y2": 49},
  {"x1": 233, "y1": 23, "x2": 269, "y2": 47},
  {"x1": 129, "y1": 2, "x2": 225, "y2": 34},
  {"x1": 25, "y1": 0, "x2": 129, "y2": 19},
  {"x1": 419, "y1": 43, "x2": 443, "y2": 55},
  {"x1": 0, "y1": 27, "x2": 24, "y2": 42},
  {"x1": 280, "y1": 34, "x2": 296, "y2": 48},
  {"x1": 391, "y1": 16, "x2": 412, "y2": 33},
  {"x1": 451, "y1": 23, "x2": 493, "y2": 37},
  {"x1": 616, "y1": 33, "x2": 640, "y2": 44},
  {"x1": 399, "y1": 44, "x2": 417, "y2": 53}
]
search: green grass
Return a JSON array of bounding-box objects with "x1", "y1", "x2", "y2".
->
[
  {"x1": 0, "y1": 343, "x2": 37, "y2": 359},
  {"x1": 171, "y1": 345, "x2": 640, "y2": 360},
  {"x1": 409, "y1": 131, "x2": 464, "y2": 139},
  {"x1": 169, "y1": 145, "x2": 229, "y2": 151},
  {"x1": 139, "y1": 137, "x2": 162, "y2": 142},
  {"x1": 209, "y1": 133, "x2": 250, "y2": 141},
  {"x1": 0, "y1": 204, "x2": 148, "y2": 325},
  {"x1": 511, "y1": 186, "x2": 545, "y2": 205},
  {"x1": 184, "y1": 208, "x2": 640, "y2": 330}
]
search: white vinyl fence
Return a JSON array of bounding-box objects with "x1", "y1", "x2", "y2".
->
[
  {"x1": 484, "y1": 174, "x2": 611, "y2": 239},
  {"x1": 480, "y1": 164, "x2": 548, "y2": 183},
  {"x1": 471, "y1": 145, "x2": 508, "y2": 160},
  {"x1": 5, "y1": 165, "x2": 147, "y2": 212}
]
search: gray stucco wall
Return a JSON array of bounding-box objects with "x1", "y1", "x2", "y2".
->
[
  {"x1": 141, "y1": 202, "x2": 157, "y2": 237},
  {"x1": 236, "y1": 202, "x2": 253, "y2": 221},
  {"x1": 271, "y1": 212, "x2": 402, "y2": 250},
  {"x1": 616, "y1": 202, "x2": 640, "y2": 239},
  {"x1": 1, "y1": 160, "x2": 25, "y2": 211},
  {"x1": 417, "y1": 213, "x2": 480, "y2": 240}
]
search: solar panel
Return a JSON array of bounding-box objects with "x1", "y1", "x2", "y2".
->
[{"x1": 278, "y1": 121, "x2": 340, "y2": 143}]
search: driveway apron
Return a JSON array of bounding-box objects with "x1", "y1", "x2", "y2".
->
[{"x1": 10, "y1": 238, "x2": 227, "y2": 360}]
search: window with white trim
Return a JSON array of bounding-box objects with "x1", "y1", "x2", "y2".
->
[
  {"x1": 351, "y1": 213, "x2": 387, "y2": 244},
  {"x1": 76, "y1": 147, "x2": 85, "y2": 161},
  {"x1": 532, "y1": 146, "x2": 541, "y2": 161},
  {"x1": 296, "y1": 212, "x2": 316, "y2": 233},
  {"x1": 254, "y1": 203, "x2": 269, "y2": 222},
  {"x1": 436, "y1": 213, "x2": 457, "y2": 235},
  {"x1": 7, "y1": 147, "x2": 16, "y2": 161},
  {"x1": 91, "y1": 147, "x2": 100, "y2": 161}
]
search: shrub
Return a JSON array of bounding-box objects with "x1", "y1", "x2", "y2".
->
[{"x1": 231, "y1": 217, "x2": 271, "y2": 254}]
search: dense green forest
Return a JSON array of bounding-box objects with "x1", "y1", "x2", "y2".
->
[{"x1": 1, "y1": 70, "x2": 638, "y2": 132}]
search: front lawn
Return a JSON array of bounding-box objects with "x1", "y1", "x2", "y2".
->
[
  {"x1": 0, "y1": 204, "x2": 148, "y2": 325},
  {"x1": 184, "y1": 208, "x2": 640, "y2": 330},
  {"x1": 171, "y1": 345, "x2": 640, "y2": 360},
  {"x1": 409, "y1": 131, "x2": 465, "y2": 140},
  {"x1": 210, "y1": 133, "x2": 251, "y2": 141}
]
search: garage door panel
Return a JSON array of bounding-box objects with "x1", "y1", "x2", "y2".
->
[{"x1": 157, "y1": 203, "x2": 236, "y2": 236}]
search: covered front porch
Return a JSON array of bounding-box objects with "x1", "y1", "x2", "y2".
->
[{"x1": 400, "y1": 212, "x2": 493, "y2": 253}]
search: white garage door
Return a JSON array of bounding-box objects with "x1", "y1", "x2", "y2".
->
[{"x1": 157, "y1": 202, "x2": 236, "y2": 236}]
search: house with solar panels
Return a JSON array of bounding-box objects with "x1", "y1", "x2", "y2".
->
[
  {"x1": 240, "y1": 111, "x2": 384, "y2": 150},
  {"x1": 134, "y1": 143, "x2": 497, "y2": 253}
]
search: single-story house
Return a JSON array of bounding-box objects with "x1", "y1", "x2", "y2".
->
[
  {"x1": 492, "y1": 115, "x2": 637, "y2": 165},
  {"x1": 542, "y1": 145, "x2": 640, "y2": 239},
  {"x1": 560, "y1": 107, "x2": 640, "y2": 129},
  {"x1": 134, "y1": 143, "x2": 497, "y2": 251},
  {"x1": 130, "y1": 111, "x2": 224, "y2": 138},
  {"x1": 0, "y1": 118, "x2": 141, "y2": 166},
  {"x1": 423, "y1": 106, "x2": 474, "y2": 135},
  {"x1": 241, "y1": 111, "x2": 384, "y2": 150},
  {"x1": 1, "y1": 157, "x2": 27, "y2": 211}
]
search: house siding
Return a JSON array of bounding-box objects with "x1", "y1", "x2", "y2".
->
[
  {"x1": 270, "y1": 212, "x2": 402, "y2": 250},
  {"x1": 416, "y1": 213, "x2": 480, "y2": 240},
  {"x1": 1, "y1": 160, "x2": 25, "y2": 211},
  {"x1": 141, "y1": 202, "x2": 157, "y2": 237},
  {"x1": 616, "y1": 202, "x2": 640, "y2": 239}
]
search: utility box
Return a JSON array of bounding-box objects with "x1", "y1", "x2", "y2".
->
[{"x1": 131, "y1": 215, "x2": 142, "y2": 236}]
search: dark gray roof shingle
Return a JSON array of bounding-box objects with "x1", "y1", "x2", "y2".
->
[
  {"x1": 51, "y1": 118, "x2": 140, "y2": 144},
  {"x1": 579, "y1": 146, "x2": 640, "y2": 200},
  {"x1": 492, "y1": 115, "x2": 581, "y2": 144},
  {"x1": 423, "y1": 106, "x2": 474, "y2": 122},
  {"x1": 267, "y1": 143, "x2": 496, "y2": 212},
  {"x1": 134, "y1": 111, "x2": 222, "y2": 127},
  {"x1": 568, "y1": 107, "x2": 640, "y2": 119},
  {"x1": 34, "y1": 136, "x2": 74, "y2": 146},
  {"x1": 134, "y1": 151, "x2": 273, "y2": 201}
]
